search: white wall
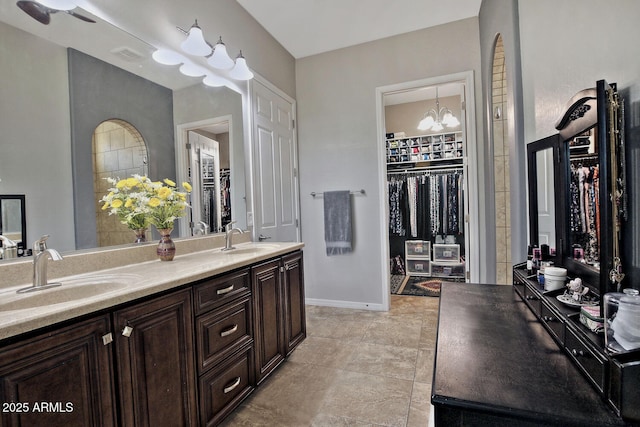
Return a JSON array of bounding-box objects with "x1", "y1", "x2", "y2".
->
[
  {"x1": 518, "y1": 0, "x2": 640, "y2": 142},
  {"x1": 296, "y1": 19, "x2": 482, "y2": 308},
  {"x1": 0, "y1": 23, "x2": 75, "y2": 252}
]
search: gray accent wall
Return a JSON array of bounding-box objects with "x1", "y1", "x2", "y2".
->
[{"x1": 68, "y1": 49, "x2": 175, "y2": 249}]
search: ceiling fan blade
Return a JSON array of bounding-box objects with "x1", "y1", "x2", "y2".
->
[
  {"x1": 16, "y1": 1, "x2": 51, "y2": 25},
  {"x1": 67, "y1": 10, "x2": 96, "y2": 23}
]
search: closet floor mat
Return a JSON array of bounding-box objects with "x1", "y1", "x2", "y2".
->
[
  {"x1": 390, "y1": 274, "x2": 408, "y2": 294},
  {"x1": 399, "y1": 276, "x2": 441, "y2": 297}
]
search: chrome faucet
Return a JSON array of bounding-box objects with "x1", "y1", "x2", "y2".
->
[
  {"x1": 194, "y1": 221, "x2": 209, "y2": 236},
  {"x1": 222, "y1": 222, "x2": 244, "y2": 251},
  {"x1": 17, "y1": 235, "x2": 63, "y2": 293}
]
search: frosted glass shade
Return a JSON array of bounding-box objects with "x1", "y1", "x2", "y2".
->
[
  {"x1": 208, "y1": 38, "x2": 234, "y2": 70},
  {"x1": 203, "y1": 74, "x2": 226, "y2": 87},
  {"x1": 36, "y1": 0, "x2": 77, "y2": 10},
  {"x1": 229, "y1": 55, "x2": 254, "y2": 80},
  {"x1": 179, "y1": 62, "x2": 206, "y2": 77},
  {"x1": 181, "y1": 23, "x2": 211, "y2": 56},
  {"x1": 152, "y1": 49, "x2": 184, "y2": 66}
]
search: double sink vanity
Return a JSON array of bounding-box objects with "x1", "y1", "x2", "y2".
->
[{"x1": 0, "y1": 234, "x2": 305, "y2": 426}]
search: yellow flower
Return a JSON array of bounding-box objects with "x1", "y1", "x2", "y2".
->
[
  {"x1": 116, "y1": 179, "x2": 128, "y2": 189},
  {"x1": 125, "y1": 177, "x2": 138, "y2": 188},
  {"x1": 178, "y1": 193, "x2": 186, "y2": 202},
  {"x1": 102, "y1": 202, "x2": 109, "y2": 210},
  {"x1": 148, "y1": 197, "x2": 161, "y2": 208},
  {"x1": 111, "y1": 199, "x2": 123, "y2": 208},
  {"x1": 163, "y1": 178, "x2": 176, "y2": 187},
  {"x1": 157, "y1": 187, "x2": 172, "y2": 199},
  {"x1": 182, "y1": 182, "x2": 192, "y2": 192},
  {"x1": 125, "y1": 198, "x2": 134, "y2": 208}
]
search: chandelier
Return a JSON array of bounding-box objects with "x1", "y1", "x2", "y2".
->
[{"x1": 417, "y1": 87, "x2": 460, "y2": 132}]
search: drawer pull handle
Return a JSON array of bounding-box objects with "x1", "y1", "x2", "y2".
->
[
  {"x1": 217, "y1": 284, "x2": 235, "y2": 295},
  {"x1": 572, "y1": 349, "x2": 584, "y2": 357},
  {"x1": 220, "y1": 324, "x2": 238, "y2": 337},
  {"x1": 223, "y1": 377, "x2": 241, "y2": 394}
]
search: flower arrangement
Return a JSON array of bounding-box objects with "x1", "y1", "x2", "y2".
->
[{"x1": 101, "y1": 175, "x2": 192, "y2": 231}]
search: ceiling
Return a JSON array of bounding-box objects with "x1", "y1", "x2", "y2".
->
[{"x1": 236, "y1": 0, "x2": 482, "y2": 58}]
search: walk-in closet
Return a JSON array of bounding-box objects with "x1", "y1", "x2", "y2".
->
[{"x1": 384, "y1": 83, "x2": 470, "y2": 295}]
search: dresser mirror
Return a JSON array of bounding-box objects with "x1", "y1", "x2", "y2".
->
[
  {"x1": 527, "y1": 134, "x2": 562, "y2": 265},
  {"x1": 554, "y1": 79, "x2": 626, "y2": 301}
]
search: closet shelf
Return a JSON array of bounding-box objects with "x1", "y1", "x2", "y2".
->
[{"x1": 386, "y1": 131, "x2": 463, "y2": 165}]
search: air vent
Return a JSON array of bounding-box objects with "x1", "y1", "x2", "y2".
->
[{"x1": 110, "y1": 47, "x2": 145, "y2": 62}]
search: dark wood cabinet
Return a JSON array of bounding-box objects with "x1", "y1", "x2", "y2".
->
[
  {"x1": 282, "y1": 251, "x2": 306, "y2": 356},
  {"x1": 0, "y1": 315, "x2": 116, "y2": 427},
  {"x1": 0, "y1": 249, "x2": 305, "y2": 427},
  {"x1": 252, "y1": 259, "x2": 286, "y2": 384},
  {"x1": 251, "y1": 252, "x2": 307, "y2": 384},
  {"x1": 113, "y1": 288, "x2": 197, "y2": 427}
]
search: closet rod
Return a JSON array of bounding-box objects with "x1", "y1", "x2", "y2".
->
[
  {"x1": 310, "y1": 189, "x2": 366, "y2": 198},
  {"x1": 386, "y1": 164, "x2": 463, "y2": 175}
]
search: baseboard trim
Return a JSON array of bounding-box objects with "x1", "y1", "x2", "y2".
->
[{"x1": 304, "y1": 298, "x2": 387, "y2": 311}]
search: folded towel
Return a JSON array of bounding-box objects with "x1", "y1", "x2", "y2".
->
[{"x1": 323, "y1": 190, "x2": 352, "y2": 256}]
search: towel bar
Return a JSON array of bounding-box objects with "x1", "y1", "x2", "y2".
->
[{"x1": 310, "y1": 189, "x2": 365, "y2": 198}]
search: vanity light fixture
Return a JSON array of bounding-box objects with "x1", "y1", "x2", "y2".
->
[
  {"x1": 175, "y1": 19, "x2": 254, "y2": 81},
  {"x1": 180, "y1": 20, "x2": 212, "y2": 56},
  {"x1": 179, "y1": 61, "x2": 207, "y2": 77},
  {"x1": 417, "y1": 87, "x2": 460, "y2": 131}
]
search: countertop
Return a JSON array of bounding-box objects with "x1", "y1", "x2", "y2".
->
[
  {"x1": 432, "y1": 282, "x2": 626, "y2": 427},
  {"x1": 0, "y1": 241, "x2": 303, "y2": 342}
]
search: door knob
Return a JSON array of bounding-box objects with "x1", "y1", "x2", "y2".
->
[{"x1": 258, "y1": 234, "x2": 271, "y2": 241}]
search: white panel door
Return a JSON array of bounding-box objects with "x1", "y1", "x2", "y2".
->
[{"x1": 251, "y1": 80, "x2": 299, "y2": 242}]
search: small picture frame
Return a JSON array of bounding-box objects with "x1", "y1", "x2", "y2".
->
[{"x1": 573, "y1": 247, "x2": 584, "y2": 260}]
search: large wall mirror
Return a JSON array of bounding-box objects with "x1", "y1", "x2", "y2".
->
[
  {"x1": 0, "y1": 5, "x2": 248, "y2": 256},
  {"x1": 528, "y1": 80, "x2": 626, "y2": 303}
]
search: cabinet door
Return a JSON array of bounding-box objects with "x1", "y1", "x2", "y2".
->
[
  {"x1": 282, "y1": 251, "x2": 306, "y2": 355},
  {"x1": 251, "y1": 259, "x2": 285, "y2": 384},
  {"x1": 0, "y1": 315, "x2": 116, "y2": 427},
  {"x1": 114, "y1": 289, "x2": 197, "y2": 427}
]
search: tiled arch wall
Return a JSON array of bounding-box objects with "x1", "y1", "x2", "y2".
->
[
  {"x1": 93, "y1": 120, "x2": 148, "y2": 247},
  {"x1": 493, "y1": 35, "x2": 511, "y2": 284}
]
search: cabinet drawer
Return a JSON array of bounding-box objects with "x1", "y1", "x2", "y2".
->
[
  {"x1": 565, "y1": 327, "x2": 606, "y2": 393},
  {"x1": 540, "y1": 303, "x2": 564, "y2": 344},
  {"x1": 199, "y1": 345, "x2": 254, "y2": 427},
  {"x1": 194, "y1": 268, "x2": 250, "y2": 315},
  {"x1": 523, "y1": 285, "x2": 541, "y2": 317},
  {"x1": 196, "y1": 295, "x2": 253, "y2": 373}
]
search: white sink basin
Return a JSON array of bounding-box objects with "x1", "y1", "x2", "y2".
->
[{"x1": 0, "y1": 273, "x2": 141, "y2": 311}]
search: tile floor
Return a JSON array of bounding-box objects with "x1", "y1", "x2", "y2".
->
[{"x1": 220, "y1": 294, "x2": 440, "y2": 426}]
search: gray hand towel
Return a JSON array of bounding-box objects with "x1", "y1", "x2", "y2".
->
[{"x1": 324, "y1": 190, "x2": 352, "y2": 256}]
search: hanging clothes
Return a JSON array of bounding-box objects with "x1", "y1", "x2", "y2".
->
[{"x1": 387, "y1": 168, "x2": 464, "y2": 240}]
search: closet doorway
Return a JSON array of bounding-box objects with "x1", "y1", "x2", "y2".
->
[{"x1": 376, "y1": 72, "x2": 479, "y2": 307}]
